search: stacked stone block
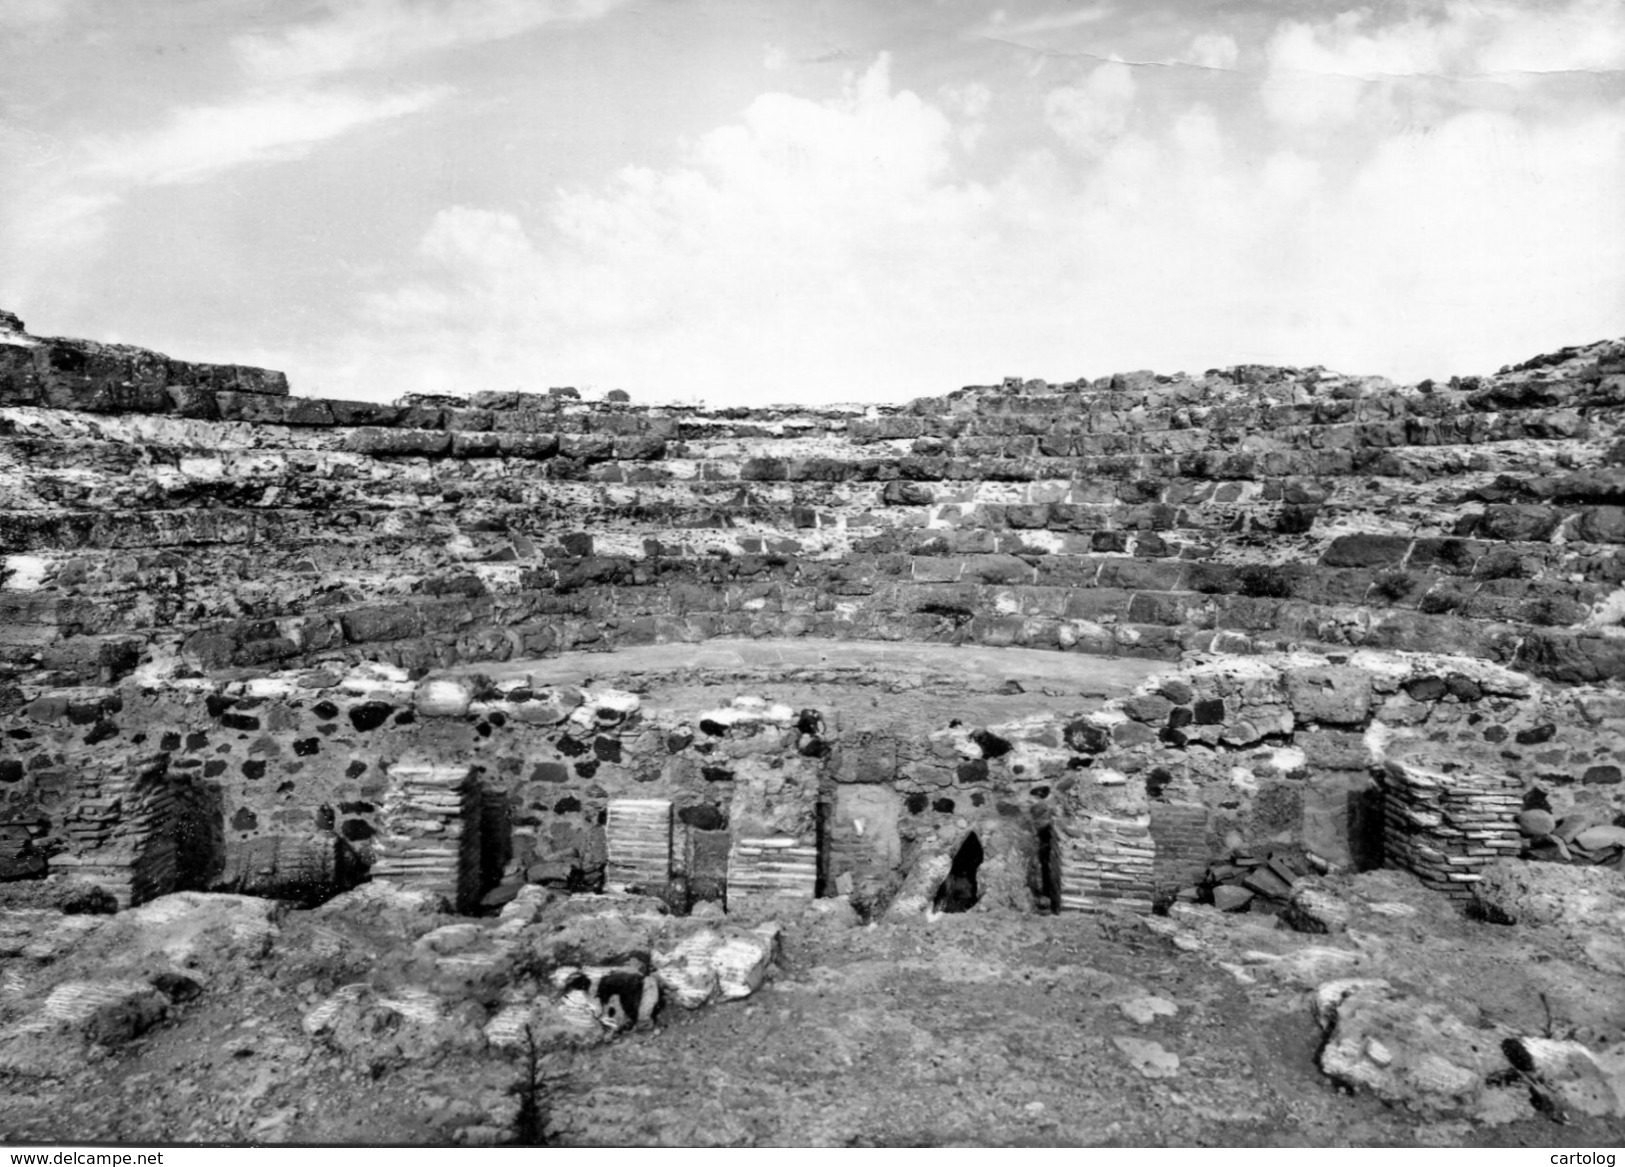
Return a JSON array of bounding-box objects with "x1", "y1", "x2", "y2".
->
[
  {"x1": 4, "y1": 311, "x2": 1623, "y2": 694},
  {"x1": 725, "y1": 837, "x2": 818, "y2": 910},
  {"x1": 1057, "y1": 814, "x2": 1155, "y2": 913},
  {"x1": 371, "y1": 762, "x2": 482, "y2": 913},
  {"x1": 1380, "y1": 761, "x2": 1523, "y2": 898},
  {"x1": 1149, "y1": 802, "x2": 1210, "y2": 899},
  {"x1": 604, "y1": 798, "x2": 673, "y2": 897},
  {"x1": 51, "y1": 757, "x2": 178, "y2": 908}
]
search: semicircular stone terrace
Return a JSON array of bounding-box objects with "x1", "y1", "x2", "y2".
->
[{"x1": 2, "y1": 310, "x2": 1622, "y2": 914}]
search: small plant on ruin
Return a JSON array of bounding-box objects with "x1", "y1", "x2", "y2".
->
[
  {"x1": 1418, "y1": 588, "x2": 1463, "y2": 615},
  {"x1": 1370, "y1": 570, "x2": 1416, "y2": 602},
  {"x1": 1236, "y1": 564, "x2": 1297, "y2": 599},
  {"x1": 1476, "y1": 551, "x2": 1533, "y2": 580},
  {"x1": 511, "y1": 1024, "x2": 551, "y2": 1146},
  {"x1": 1522, "y1": 595, "x2": 1579, "y2": 628}
]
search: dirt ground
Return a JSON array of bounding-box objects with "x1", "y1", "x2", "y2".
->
[
  {"x1": 469, "y1": 640, "x2": 1170, "y2": 733},
  {"x1": 3, "y1": 868, "x2": 1622, "y2": 1148}
]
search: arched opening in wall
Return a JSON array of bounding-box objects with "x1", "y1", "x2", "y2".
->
[
  {"x1": 1035, "y1": 825, "x2": 1062, "y2": 915},
  {"x1": 933, "y1": 832, "x2": 983, "y2": 914}
]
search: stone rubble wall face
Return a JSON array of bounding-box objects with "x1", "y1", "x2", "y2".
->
[
  {"x1": 3, "y1": 648, "x2": 1618, "y2": 912},
  {"x1": 2, "y1": 320, "x2": 1624, "y2": 909},
  {"x1": 2, "y1": 327, "x2": 1624, "y2": 693},
  {"x1": 1047, "y1": 652, "x2": 1625, "y2": 908}
]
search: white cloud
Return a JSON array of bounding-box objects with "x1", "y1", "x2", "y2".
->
[
  {"x1": 1295, "y1": 107, "x2": 1625, "y2": 374},
  {"x1": 1262, "y1": 0, "x2": 1625, "y2": 128},
  {"x1": 0, "y1": 0, "x2": 77, "y2": 31},
  {"x1": 233, "y1": 0, "x2": 628, "y2": 84},
  {"x1": 1044, "y1": 59, "x2": 1136, "y2": 154},
  {"x1": 296, "y1": 32, "x2": 1624, "y2": 406},
  {"x1": 939, "y1": 81, "x2": 993, "y2": 149},
  {"x1": 1471, "y1": 0, "x2": 1625, "y2": 74},
  {"x1": 84, "y1": 86, "x2": 448, "y2": 186},
  {"x1": 1, "y1": 83, "x2": 447, "y2": 309},
  {"x1": 1, "y1": 0, "x2": 631, "y2": 319},
  {"x1": 1180, "y1": 32, "x2": 1239, "y2": 71},
  {"x1": 971, "y1": 5, "x2": 1116, "y2": 40},
  {"x1": 1266, "y1": 0, "x2": 1625, "y2": 80}
]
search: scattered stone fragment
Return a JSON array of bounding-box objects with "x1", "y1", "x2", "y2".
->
[
  {"x1": 1313, "y1": 980, "x2": 1504, "y2": 1114},
  {"x1": 1515, "y1": 809, "x2": 1556, "y2": 838},
  {"x1": 1112, "y1": 1036, "x2": 1179, "y2": 1078},
  {"x1": 1502, "y1": 1035, "x2": 1625, "y2": 1118},
  {"x1": 1282, "y1": 883, "x2": 1351, "y2": 934},
  {"x1": 1117, "y1": 995, "x2": 1178, "y2": 1024},
  {"x1": 652, "y1": 921, "x2": 779, "y2": 1008}
]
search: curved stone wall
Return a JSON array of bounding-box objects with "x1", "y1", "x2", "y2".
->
[
  {"x1": 3, "y1": 311, "x2": 1623, "y2": 692},
  {"x1": 2, "y1": 310, "x2": 1622, "y2": 911}
]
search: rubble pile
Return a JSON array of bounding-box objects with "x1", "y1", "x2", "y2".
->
[
  {"x1": 1515, "y1": 804, "x2": 1625, "y2": 871},
  {"x1": 1181, "y1": 846, "x2": 1319, "y2": 914}
]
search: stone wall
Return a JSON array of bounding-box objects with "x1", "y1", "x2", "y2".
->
[
  {"x1": 4, "y1": 644, "x2": 1617, "y2": 915},
  {"x1": 4, "y1": 312, "x2": 1624, "y2": 697},
  {"x1": 0, "y1": 666, "x2": 830, "y2": 908},
  {"x1": 1052, "y1": 649, "x2": 1625, "y2": 906},
  {"x1": 3, "y1": 310, "x2": 1623, "y2": 916}
]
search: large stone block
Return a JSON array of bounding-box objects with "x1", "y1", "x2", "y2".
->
[
  {"x1": 1519, "y1": 630, "x2": 1625, "y2": 684},
  {"x1": 340, "y1": 604, "x2": 426, "y2": 644},
  {"x1": 881, "y1": 479, "x2": 934, "y2": 506},
  {"x1": 1475, "y1": 503, "x2": 1563, "y2": 542},
  {"x1": 1285, "y1": 666, "x2": 1374, "y2": 726},
  {"x1": 343, "y1": 428, "x2": 452, "y2": 456},
  {"x1": 1577, "y1": 506, "x2": 1625, "y2": 544},
  {"x1": 1321, "y1": 534, "x2": 1412, "y2": 569}
]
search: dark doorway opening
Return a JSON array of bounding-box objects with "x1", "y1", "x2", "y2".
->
[
  {"x1": 814, "y1": 799, "x2": 831, "y2": 898},
  {"x1": 1035, "y1": 824, "x2": 1062, "y2": 914},
  {"x1": 933, "y1": 831, "x2": 983, "y2": 913}
]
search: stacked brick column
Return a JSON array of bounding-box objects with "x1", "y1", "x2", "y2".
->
[
  {"x1": 372, "y1": 762, "x2": 482, "y2": 912},
  {"x1": 1381, "y1": 761, "x2": 1523, "y2": 899}
]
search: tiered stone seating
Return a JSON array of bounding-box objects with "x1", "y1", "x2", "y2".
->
[{"x1": 3, "y1": 311, "x2": 1621, "y2": 695}]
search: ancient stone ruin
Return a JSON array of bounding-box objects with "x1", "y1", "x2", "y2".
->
[{"x1": 2, "y1": 308, "x2": 1623, "y2": 1144}]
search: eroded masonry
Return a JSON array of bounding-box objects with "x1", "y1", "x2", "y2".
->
[{"x1": 2, "y1": 308, "x2": 1622, "y2": 922}]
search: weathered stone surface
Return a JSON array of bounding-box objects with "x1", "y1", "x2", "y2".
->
[
  {"x1": 652, "y1": 921, "x2": 779, "y2": 1008},
  {"x1": 1282, "y1": 882, "x2": 1351, "y2": 934},
  {"x1": 1285, "y1": 667, "x2": 1373, "y2": 726},
  {"x1": 1502, "y1": 1036, "x2": 1625, "y2": 1118},
  {"x1": 415, "y1": 679, "x2": 473, "y2": 718},
  {"x1": 0, "y1": 878, "x2": 119, "y2": 915},
  {"x1": 209, "y1": 833, "x2": 362, "y2": 905},
  {"x1": 529, "y1": 895, "x2": 670, "y2": 972},
  {"x1": 1515, "y1": 808, "x2": 1556, "y2": 837},
  {"x1": 1321, "y1": 534, "x2": 1411, "y2": 569},
  {"x1": 1313, "y1": 980, "x2": 1503, "y2": 1114},
  {"x1": 1471, "y1": 858, "x2": 1625, "y2": 934},
  {"x1": 1111, "y1": 1035, "x2": 1179, "y2": 1078}
]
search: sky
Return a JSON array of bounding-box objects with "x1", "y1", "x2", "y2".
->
[{"x1": 1, "y1": 0, "x2": 1622, "y2": 406}]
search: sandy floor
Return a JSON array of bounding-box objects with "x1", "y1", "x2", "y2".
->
[{"x1": 466, "y1": 639, "x2": 1170, "y2": 731}]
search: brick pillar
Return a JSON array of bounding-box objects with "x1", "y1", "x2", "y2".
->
[
  {"x1": 373, "y1": 762, "x2": 482, "y2": 912},
  {"x1": 1058, "y1": 812, "x2": 1155, "y2": 913},
  {"x1": 53, "y1": 754, "x2": 178, "y2": 908}
]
